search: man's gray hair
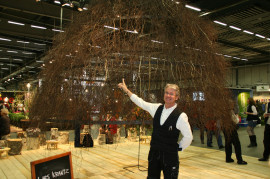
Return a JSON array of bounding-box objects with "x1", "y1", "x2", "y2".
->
[
  {"x1": 164, "y1": 84, "x2": 180, "y2": 96},
  {"x1": 1, "y1": 108, "x2": 9, "y2": 115}
]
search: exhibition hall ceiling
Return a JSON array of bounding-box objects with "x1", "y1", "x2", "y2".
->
[{"x1": 0, "y1": 0, "x2": 269, "y2": 90}]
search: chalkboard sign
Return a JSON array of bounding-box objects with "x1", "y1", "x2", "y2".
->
[{"x1": 31, "y1": 152, "x2": 73, "y2": 179}]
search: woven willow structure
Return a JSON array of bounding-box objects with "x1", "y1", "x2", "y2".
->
[{"x1": 30, "y1": 0, "x2": 234, "y2": 132}]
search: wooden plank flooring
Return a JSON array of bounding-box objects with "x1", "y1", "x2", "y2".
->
[{"x1": 0, "y1": 139, "x2": 269, "y2": 179}]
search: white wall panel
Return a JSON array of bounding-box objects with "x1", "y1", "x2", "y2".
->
[{"x1": 226, "y1": 64, "x2": 270, "y2": 88}]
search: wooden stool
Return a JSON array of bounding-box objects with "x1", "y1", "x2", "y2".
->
[
  {"x1": 7, "y1": 139, "x2": 23, "y2": 155},
  {"x1": 58, "y1": 132, "x2": 69, "y2": 144},
  {"x1": 26, "y1": 137, "x2": 40, "y2": 150},
  {"x1": 17, "y1": 132, "x2": 27, "y2": 150},
  {"x1": 0, "y1": 147, "x2": 11, "y2": 158},
  {"x1": 0, "y1": 140, "x2": 7, "y2": 148},
  {"x1": 46, "y1": 140, "x2": 59, "y2": 150},
  {"x1": 97, "y1": 134, "x2": 106, "y2": 145},
  {"x1": 140, "y1": 136, "x2": 151, "y2": 143}
]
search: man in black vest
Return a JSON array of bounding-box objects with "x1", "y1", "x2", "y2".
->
[
  {"x1": 259, "y1": 102, "x2": 270, "y2": 161},
  {"x1": 118, "y1": 79, "x2": 193, "y2": 179}
]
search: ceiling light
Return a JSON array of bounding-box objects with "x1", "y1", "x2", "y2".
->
[
  {"x1": 7, "y1": 50, "x2": 18, "y2": 53},
  {"x1": 229, "y1": 26, "x2": 241, "y2": 31},
  {"x1": 224, "y1": 55, "x2": 232, "y2": 58},
  {"x1": 199, "y1": 12, "x2": 211, "y2": 17},
  {"x1": 124, "y1": 30, "x2": 138, "y2": 34},
  {"x1": 54, "y1": 1, "x2": 61, "y2": 4},
  {"x1": 104, "y1": 25, "x2": 119, "y2": 30},
  {"x1": 267, "y1": 38, "x2": 270, "y2": 41},
  {"x1": 36, "y1": 60, "x2": 44, "y2": 63},
  {"x1": 8, "y1": 21, "x2": 25, "y2": 26},
  {"x1": 0, "y1": 37, "x2": 11, "y2": 41},
  {"x1": 22, "y1": 52, "x2": 34, "y2": 54},
  {"x1": 52, "y1": 29, "x2": 64, "y2": 32},
  {"x1": 241, "y1": 59, "x2": 248, "y2": 61},
  {"x1": 31, "y1": 25, "x2": 47, "y2": 29},
  {"x1": 215, "y1": 53, "x2": 223, "y2": 56},
  {"x1": 151, "y1": 40, "x2": 163, "y2": 44},
  {"x1": 243, "y1": 30, "x2": 254, "y2": 35},
  {"x1": 255, "y1": 34, "x2": 265, "y2": 39},
  {"x1": 17, "y1": 40, "x2": 30, "y2": 44},
  {"x1": 1, "y1": 68, "x2": 9, "y2": 70},
  {"x1": 13, "y1": 59, "x2": 23, "y2": 61},
  {"x1": 7, "y1": 64, "x2": 17, "y2": 66},
  {"x1": 233, "y1": 57, "x2": 241, "y2": 59},
  {"x1": 0, "y1": 58, "x2": 9, "y2": 59},
  {"x1": 34, "y1": 43, "x2": 46, "y2": 46},
  {"x1": 185, "y1": 5, "x2": 201, "y2": 11},
  {"x1": 26, "y1": 66, "x2": 35, "y2": 68},
  {"x1": 213, "y1": 21, "x2": 227, "y2": 26},
  {"x1": 83, "y1": 7, "x2": 88, "y2": 10}
]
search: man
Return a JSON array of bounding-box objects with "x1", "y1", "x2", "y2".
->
[
  {"x1": 118, "y1": 79, "x2": 193, "y2": 179},
  {"x1": 0, "y1": 108, "x2": 11, "y2": 140},
  {"x1": 259, "y1": 102, "x2": 270, "y2": 161}
]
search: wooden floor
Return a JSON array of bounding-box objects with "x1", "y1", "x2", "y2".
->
[{"x1": 0, "y1": 138, "x2": 269, "y2": 179}]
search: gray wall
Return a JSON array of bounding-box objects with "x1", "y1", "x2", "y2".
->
[{"x1": 227, "y1": 63, "x2": 270, "y2": 88}]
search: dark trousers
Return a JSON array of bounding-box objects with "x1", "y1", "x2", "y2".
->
[
  {"x1": 147, "y1": 149, "x2": 179, "y2": 179},
  {"x1": 224, "y1": 129, "x2": 243, "y2": 162},
  {"x1": 263, "y1": 124, "x2": 270, "y2": 159}
]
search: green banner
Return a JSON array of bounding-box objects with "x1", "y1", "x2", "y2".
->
[{"x1": 238, "y1": 92, "x2": 250, "y2": 118}]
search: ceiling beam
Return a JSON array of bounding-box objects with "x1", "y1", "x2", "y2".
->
[
  {"x1": 217, "y1": 39, "x2": 270, "y2": 55},
  {"x1": 0, "y1": 0, "x2": 74, "y2": 22}
]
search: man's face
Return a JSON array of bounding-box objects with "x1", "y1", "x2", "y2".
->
[{"x1": 164, "y1": 88, "x2": 179, "y2": 105}]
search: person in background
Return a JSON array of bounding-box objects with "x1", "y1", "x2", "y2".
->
[
  {"x1": 224, "y1": 109, "x2": 247, "y2": 165},
  {"x1": 258, "y1": 102, "x2": 270, "y2": 161},
  {"x1": 0, "y1": 108, "x2": 11, "y2": 140},
  {"x1": 206, "y1": 119, "x2": 224, "y2": 149},
  {"x1": 118, "y1": 79, "x2": 193, "y2": 179},
  {"x1": 245, "y1": 97, "x2": 258, "y2": 147}
]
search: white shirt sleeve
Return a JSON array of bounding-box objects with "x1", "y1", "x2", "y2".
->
[
  {"x1": 251, "y1": 105, "x2": 258, "y2": 115},
  {"x1": 265, "y1": 103, "x2": 268, "y2": 114},
  {"x1": 176, "y1": 112, "x2": 193, "y2": 151},
  {"x1": 130, "y1": 94, "x2": 162, "y2": 117}
]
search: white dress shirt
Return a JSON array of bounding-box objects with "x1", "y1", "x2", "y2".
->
[
  {"x1": 265, "y1": 102, "x2": 270, "y2": 125},
  {"x1": 130, "y1": 94, "x2": 193, "y2": 151}
]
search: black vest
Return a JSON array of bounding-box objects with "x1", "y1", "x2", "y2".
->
[
  {"x1": 150, "y1": 105, "x2": 181, "y2": 153},
  {"x1": 246, "y1": 104, "x2": 257, "y2": 121}
]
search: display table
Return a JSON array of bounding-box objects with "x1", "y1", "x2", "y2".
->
[
  {"x1": 7, "y1": 139, "x2": 23, "y2": 155},
  {"x1": 27, "y1": 137, "x2": 40, "y2": 150},
  {"x1": 58, "y1": 132, "x2": 69, "y2": 144},
  {"x1": 46, "y1": 140, "x2": 59, "y2": 150},
  {"x1": 0, "y1": 147, "x2": 10, "y2": 158}
]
